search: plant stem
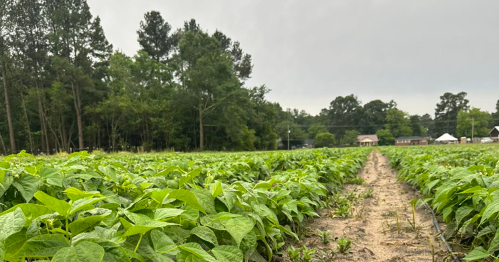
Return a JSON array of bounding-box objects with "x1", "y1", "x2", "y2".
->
[
  {"x1": 65, "y1": 218, "x2": 70, "y2": 240},
  {"x1": 134, "y1": 234, "x2": 144, "y2": 252}
]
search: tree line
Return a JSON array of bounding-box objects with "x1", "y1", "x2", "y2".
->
[
  {"x1": 307, "y1": 93, "x2": 499, "y2": 146},
  {"x1": 0, "y1": 1, "x2": 498, "y2": 154}
]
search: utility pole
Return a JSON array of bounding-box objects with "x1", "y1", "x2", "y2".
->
[
  {"x1": 287, "y1": 124, "x2": 290, "y2": 150},
  {"x1": 471, "y1": 117, "x2": 474, "y2": 143}
]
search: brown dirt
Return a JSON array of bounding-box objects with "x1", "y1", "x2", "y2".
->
[{"x1": 288, "y1": 150, "x2": 450, "y2": 261}]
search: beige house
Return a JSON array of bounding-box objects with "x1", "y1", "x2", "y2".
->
[{"x1": 357, "y1": 135, "x2": 378, "y2": 146}]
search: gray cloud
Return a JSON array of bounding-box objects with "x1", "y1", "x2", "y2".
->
[{"x1": 87, "y1": 0, "x2": 499, "y2": 116}]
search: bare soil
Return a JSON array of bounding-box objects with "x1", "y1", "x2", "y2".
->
[{"x1": 288, "y1": 150, "x2": 450, "y2": 261}]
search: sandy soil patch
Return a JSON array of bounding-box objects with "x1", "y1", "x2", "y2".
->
[{"x1": 284, "y1": 150, "x2": 450, "y2": 261}]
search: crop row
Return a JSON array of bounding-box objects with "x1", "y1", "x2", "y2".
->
[
  {"x1": 382, "y1": 146, "x2": 499, "y2": 261},
  {"x1": 0, "y1": 148, "x2": 369, "y2": 262}
]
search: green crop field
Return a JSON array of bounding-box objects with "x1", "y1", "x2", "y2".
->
[
  {"x1": 382, "y1": 144, "x2": 499, "y2": 261},
  {"x1": 0, "y1": 148, "x2": 370, "y2": 262},
  {"x1": 1, "y1": 145, "x2": 499, "y2": 261}
]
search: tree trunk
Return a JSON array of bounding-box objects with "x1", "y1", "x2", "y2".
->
[
  {"x1": 1, "y1": 64, "x2": 16, "y2": 153},
  {"x1": 21, "y1": 93, "x2": 34, "y2": 153},
  {"x1": 37, "y1": 95, "x2": 46, "y2": 154},
  {"x1": 199, "y1": 109, "x2": 204, "y2": 151},
  {"x1": 0, "y1": 133, "x2": 6, "y2": 155},
  {"x1": 71, "y1": 82, "x2": 84, "y2": 151},
  {"x1": 36, "y1": 82, "x2": 50, "y2": 155}
]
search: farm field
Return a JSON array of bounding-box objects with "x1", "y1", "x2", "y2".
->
[
  {"x1": 0, "y1": 145, "x2": 498, "y2": 261},
  {"x1": 0, "y1": 148, "x2": 369, "y2": 262},
  {"x1": 382, "y1": 144, "x2": 499, "y2": 262}
]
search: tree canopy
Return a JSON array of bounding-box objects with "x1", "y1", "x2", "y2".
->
[{"x1": 0, "y1": 2, "x2": 497, "y2": 154}]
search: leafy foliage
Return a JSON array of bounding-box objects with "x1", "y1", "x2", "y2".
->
[
  {"x1": 382, "y1": 146, "x2": 499, "y2": 261},
  {"x1": 314, "y1": 133, "x2": 335, "y2": 148},
  {"x1": 0, "y1": 148, "x2": 369, "y2": 261}
]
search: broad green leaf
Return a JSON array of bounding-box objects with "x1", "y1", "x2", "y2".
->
[
  {"x1": 123, "y1": 224, "x2": 165, "y2": 237},
  {"x1": 0, "y1": 161, "x2": 9, "y2": 183},
  {"x1": 190, "y1": 188, "x2": 216, "y2": 214},
  {"x1": 225, "y1": 217, "x2": 254, "y2": 247},
  {"x1": 219, "y1": 191, "x2": 237, "y2": 211},
  {"x1": 177, "y1": 253, "x2": 205, "y2": 262},
  {"x1": 154, "y1": 166, "x2": 183, "y2": 177},
  {"x1": 154, "y1": 208, "x2": 185, "y2": 220},
  {"x1": 0, "y1": 208, "x2": 26, "y2": 242},
  {"x1": 3, "y1": 230, "x2": 28, "y2": 261},
  {"x1": 150, "y1": 189, "x2": 171, "y2": 204},
  {"x1": 0, "y1": 175, "x2": 13, "y2": 196},
  {"x1": 13, "y1": 174, "x2": 40, "y2": 202},
  {"x1": 16, "y1": 234, "x2": 70, "y2": 258},
  {"x1": 489, "y1": 229, "x2": 499, "y2": 252},
  {"x1": 456, "y1": 206, "x2": 474, "y2": 227},
  {"x1": 252, "y1": 204, "x2": 278, "y2": 224},
  {"x1": 98, "y1": 166, "x2": 118, "y2": 183},
  {"x1": 191, "y1": 226, "x2": 218, "y2": 246},
  {"x1": 34, "y1": 191, "x2": 70, "y2": 217},
  {"x1": 281, "y1": 199, "x2": 298, "y2": 214},
  {"x1": 68, "y1": 209, "x2": 111, "y2": 235},
  {"x1": 124, "y1": 211, "x2": 155, "y2": 225},
  {"x1": 460, "y1": 186, "x2": 484, "y2": 194},
  {"x1": 52, "y1": 241, "x2": 105, "y2": 262},
  {"x1": 150, "y1": 229, "x2": 177, "y2": 255},
  {"x1": 211, "y1": 245, "x2": 243, "y2": 262},
  {"x1": 272, "y1": 224, "x2": 299, "y2": 240},
  {"x1": 121, "y1": 245, "x2": 146, "y2": 262},
  {"x1": 181, "y1": 207, "x2": 200, "y2": 222},
  {"x1": 200, "y1": 212, "x2": 241, "y2": 230},
  {"x1": 481, "y1": 197, "x2": 499, "y2": 224},
  {"x1": 64, "y1": 187, "x2": 102, "y2": 201},
  {"x1": 464, "y1": 246, "x2": 490, "y2": 261},
  {"x1": 168, "y1": 189, "x2": 206, "y2": 214},
  {"x1": 91, "y1": 240, "x2": 131, "y2": 262},
  {"x1": 178, "y1": 242, "x2": 217, "y2": 262},
  {"x1": 0, "y1": 203, "x2": 52, "y2": 226},
  {"x1": 69, "y1": 197, "x2": 106, "y2": 215},
  {"x1": 210, "y1": 181, "x2": 223, "y2": 198},
  {"x1": 39, "y1": 167, "x2": 62, "y2": 187},
  {"x1": 121, "y1": 212, "x2": 177, "y2": 237},
  {"x1": 179, "y1": 169, "x2": 201, "y2": 188}
]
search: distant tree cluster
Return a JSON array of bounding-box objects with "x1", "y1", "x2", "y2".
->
[
  {"x1": 0, "y1": 1, "x2": 498, "y2": 154},
  {"x1": 312, "y1": 93, "x2": 498, "y2": 146}
]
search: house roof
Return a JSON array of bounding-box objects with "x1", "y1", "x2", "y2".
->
[
  {"x1": 490, "y1": 126, "x2": 499, "y2": 134},
  {"x1": 395, "y1": 136, "x2": 427, "y2": 141},
  {"x1": 435, "y1": 133, "x2": 458, "y2": 141},
  {"x1": 357, "y1": 135, "x2": 378, "y2": 142}
]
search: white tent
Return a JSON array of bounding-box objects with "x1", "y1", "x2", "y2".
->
[{"x1": 435, "y1": 133, "x2": 458, "y2": 142}]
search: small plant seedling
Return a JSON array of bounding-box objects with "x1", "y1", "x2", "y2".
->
[
  {"x1": 287, "y1": 246, "x2": 300, "y2": 262},
  {"x1": 300, "y1": 246, "x2": 316, "y2": 261},
  {"x1": 316, "y1": 229, "x2": 331, "y2": 244},
  {"x1": 337, "y1": 237, "x2": 352, "y2": 253},
  {"x1": 429, "y1": 235, "x2": 435, "y2": 262},
  {"x1": 334, "y1": 203, "x2": 351, "y2": 218},
  {"x1": 360, "y1": 188, "x2": 373, "y2": 199},
  {"x1": 407, "y1": 199, "x2": 421, "y2": 236},
  {"x1": 395, "y1": 211, "x2": 401, "y2": 234}
]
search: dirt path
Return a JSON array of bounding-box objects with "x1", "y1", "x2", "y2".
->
[{"x1": 296, "y1": 150, "x2": 448, "y2": 261}]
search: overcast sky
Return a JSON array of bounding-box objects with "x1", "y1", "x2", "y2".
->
[{"x1": 87, "y1": 0, "x2": 499, "y2": 116}]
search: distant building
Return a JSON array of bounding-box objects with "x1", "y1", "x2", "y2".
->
[
  {"x1": 357, "y1": 135, "x2": 378, "y2": 146},
  {"x1": 490, "y1": 126, "x2": 499, "y2": 139},
  {"x1": 304, "y1": 139, "x2": 314, "y2": 148},
  {"x1": 395, "y1": 136, "x2": 428, "y2": 146},
  {"x1": 435, "y1": 133, "x2": 458, "y2": 144}
]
